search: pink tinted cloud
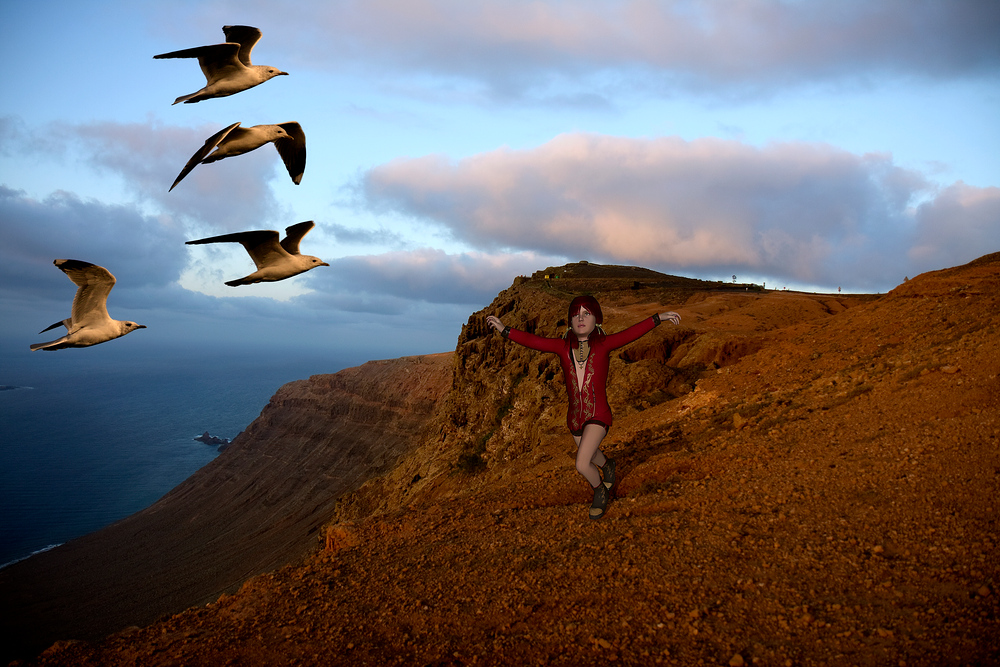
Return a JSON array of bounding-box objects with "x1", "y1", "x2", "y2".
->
[
  {"x1": 362, "y1": 133, "x2": 999, "y2": 289},
  {"x1": 911, "y1": 182, "x2": 1000, "y2": 266}
]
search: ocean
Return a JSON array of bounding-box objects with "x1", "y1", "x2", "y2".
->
[{"x1": 0, "y1": 345, "x2": 361, "y2": 568}]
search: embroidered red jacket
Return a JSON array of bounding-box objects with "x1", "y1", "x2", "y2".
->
[{"x1": 504, "y1": 316, "x2": 659, "y2": 433}]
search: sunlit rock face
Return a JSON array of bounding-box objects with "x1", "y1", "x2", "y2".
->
[{"x1": 438, "y1": 262, "x2": 853, "y2": 473}]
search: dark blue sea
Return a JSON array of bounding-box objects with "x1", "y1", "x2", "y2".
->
[{"x1": 0, "y1": 345, "x2": 364, "y2": 568}]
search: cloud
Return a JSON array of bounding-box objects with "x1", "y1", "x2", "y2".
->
[
  {"x1": 359, "y1": 133, "x2": 1000, "y2": 290},
  {"x1": 68, "y1": 119, "x2": 289, "y2": 232},
  {"x1": 306, "y1": 248, "x2": 560, "y2": 312},
  {"x1": 4, "y1": 116, "x2": 290, "y2": 233},
  {"x1": 910, "y1": 181, "x2": 1000, "y2": 268},
  {"x1": 325, "y1": 222, "x2": 408, "y2": 247},
  {"x1": 0, "y1": 181, "x2": 541, "y2": 358},
  {"x1": 0, "y1": 185, "x2": 205, "y2": 348},
  {"x1": 0, "y1": 185, "x2": 188, "y2": 302},
  {"x1": 194, "y1": 0, "x2": 1000, "y2": 103},
  {"x1": 0, "y1": 185, "x2": 460, "y2": 357}
]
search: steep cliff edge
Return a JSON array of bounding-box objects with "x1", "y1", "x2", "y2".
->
[
  {"x1": 10, "y1": 257, "x2": 1000, "y2": 666},
  {"x1": 0, "y1": 353, "x2": 453, "y2": 662}
]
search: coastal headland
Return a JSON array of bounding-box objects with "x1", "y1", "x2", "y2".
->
[{"x1": 2, "y1": 256, "x2": 998, "y2": 665}]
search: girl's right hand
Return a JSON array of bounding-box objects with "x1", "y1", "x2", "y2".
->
[{"x1": 486, "y1": 315, "x2": 504, "y2": 332}]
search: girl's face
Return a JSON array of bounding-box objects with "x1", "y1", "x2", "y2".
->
[{"x1": 572, "y1": 308, "x2": 597, "y2": 338}]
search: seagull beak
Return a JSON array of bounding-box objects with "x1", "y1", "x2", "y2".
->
[
  {"x1": 138, "y1": 325, "x2": 147, "y2": 329},
  {"x1": 278, "y1": 71, "x2": 289, "y2": 76},
  {"x1": 320, "y1": 262, "x2": 330, "y2": 267}
]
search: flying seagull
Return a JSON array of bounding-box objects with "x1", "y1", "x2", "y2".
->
[
  {"x1": 169, "y1": 121, "x2": 306, "y2": 191},
  {"x1": 154, "y1": 25, "x2": 287, "y2": 104},
  {"x1": 186, "y1": 221, "x2": 329, "y2": 286},
  {"x1": 31, "y1": 260, "x2": 146, "y2": 351}
]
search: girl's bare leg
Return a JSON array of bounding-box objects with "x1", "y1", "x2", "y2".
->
[{"x1": 573, "y1": 423, "x2": 608, "y2": 488}]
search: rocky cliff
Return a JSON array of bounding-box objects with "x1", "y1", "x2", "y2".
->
[
  {"x1": 7, "y1": 256, "x2": 1000, "y2": 666},
  {"x1": 0, "y1": 353, "x2": 453, "y2": 662},
  {"x1": 332, "y1": 263, "x2": 875, "y2": 521}
]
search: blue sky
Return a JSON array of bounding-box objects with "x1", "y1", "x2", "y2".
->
[{"x1": 2, "y1": 0, "x2": 998, "y2": 364}]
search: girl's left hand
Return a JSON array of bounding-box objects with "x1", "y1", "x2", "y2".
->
[{"x1": 659, "y1": 311, "x2": 681, "y2": 325}]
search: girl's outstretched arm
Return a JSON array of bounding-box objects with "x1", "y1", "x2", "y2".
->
[
  {"x1": 487, "y1": 315, "x2": 564, "y2": 353},
  {"x1": 603, "y1": 311, "x2": 681, "y2": 349}
]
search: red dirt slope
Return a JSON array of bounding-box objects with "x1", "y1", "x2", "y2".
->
[{"x1": 23, "y1": 255, "x2": 1000, "y2": 666}]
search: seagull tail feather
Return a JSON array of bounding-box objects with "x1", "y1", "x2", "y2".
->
[{"x1": 30, "y1": 338, "x2": 67, "y2": 352}]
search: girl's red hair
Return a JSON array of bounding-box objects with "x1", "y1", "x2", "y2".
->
[{"x1": 568, "y1": 295, "x2": 603, "y2": 324}]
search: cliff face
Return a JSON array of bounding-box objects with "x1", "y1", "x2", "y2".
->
[
  {"x1": 10, "y1": 256, "x2": 1000, "y2": 666},
  {"x1": 0, "y1": 353, "x2": 453, "y2": 662},
  {"x1": 334, "y1": 264, "x2": 874, "y2": 520}
]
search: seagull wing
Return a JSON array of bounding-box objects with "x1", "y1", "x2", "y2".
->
[
  {"x1": 154, "y1": 43, "x2": 244, "y2": 84},
  {"x1": 240, "y1": 231, "x2": 291, "y2": 269},
  {"x1": 279, "y1": 221, "x2": 316, "y2": 255},
  {"x1": 54, "y1": 260, "x2": 115, "y2": 329},
  {"x1": 170, "y1": 122, "x2": 241, "y2": 191},
  {"x1": 274, "y1": 122, "x2": 306, "y2": 185},
  {"x1": 222, "y1": 25, "x2": 262, "y2": 66},
  {"x1": 186, "y1": 230, "x2": 289, "y2": 270}
]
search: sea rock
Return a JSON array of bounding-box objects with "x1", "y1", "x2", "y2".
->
[{"x1": 194, "y1": 431, "x2": 230, "y2": 446}]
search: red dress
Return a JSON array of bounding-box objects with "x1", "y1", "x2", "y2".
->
[{"x1": 504, "y1": 317, "x2": 660, "y2": 434}]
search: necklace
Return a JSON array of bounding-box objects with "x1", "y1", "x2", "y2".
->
[{"x1": 575, "y1": 339, "x2": 590, "y2": 364}]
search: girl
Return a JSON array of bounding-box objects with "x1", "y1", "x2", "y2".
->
[{"x1": 486, "y1": 296, "x2": 680, "y2": 519}]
